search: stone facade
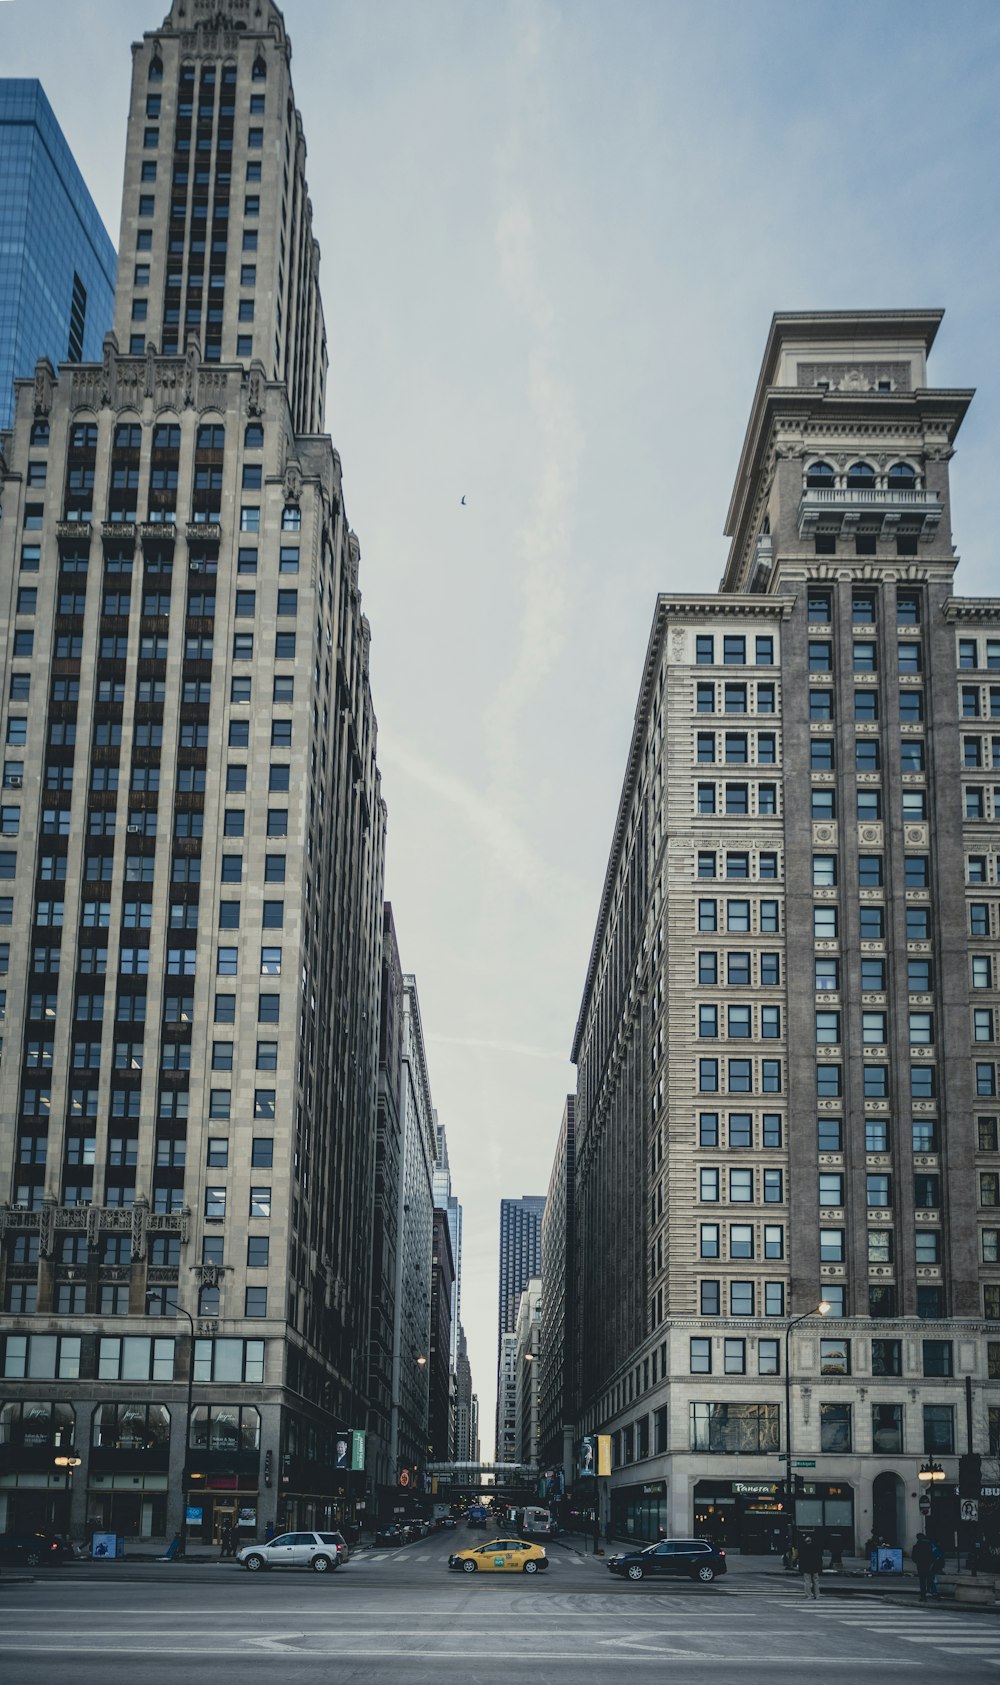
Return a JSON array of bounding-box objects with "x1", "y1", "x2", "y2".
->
[
  {"x1": 0, "y1": 0, "x2": 386, "y2": 1549},
  {"x1": 569, "y1": 311, "x2": 1000, "y2": 1555}
]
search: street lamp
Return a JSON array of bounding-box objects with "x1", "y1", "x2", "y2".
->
[
  {"x1": 148, "y1": 1292, "x2": 195, "y2": 1558},
  {"x1": 919, "y1": 1458, "x2": 946, "y2": 1548},
  {"x1": 53, "y1": 1454, "x2": 81, "y2": 1533},
  {"x1": 784, "y1": 1300, "x2": 831, "y2": 1551}
]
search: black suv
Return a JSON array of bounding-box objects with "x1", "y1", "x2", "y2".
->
[
  {"x1": 0, "y1": 1531, "x2": 77, "y2": 1567},
  {"x1": 607, "y1": 1537, "x2": 726, "y2": 1583}
]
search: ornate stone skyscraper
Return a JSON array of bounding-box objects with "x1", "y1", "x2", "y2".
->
[
  {"x1": 570, "y1": 311, "x2": 1000, "y2": 1553},
  {"x1": 0, "y1": 0, "x2": 386, "y2": 1550}
]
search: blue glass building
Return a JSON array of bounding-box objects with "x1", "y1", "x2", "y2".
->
[{"x1": 0, "y1": 80, "x2": 116, "y2": 429}]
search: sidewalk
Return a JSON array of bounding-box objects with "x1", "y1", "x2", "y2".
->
[{"x1": 555, "y1": 1535, "x2": 999, "y2": 1606}]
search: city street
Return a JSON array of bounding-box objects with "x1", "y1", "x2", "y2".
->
[{"x1": 2, "y1": 1531, "x2": 1000, "y2": 1683}]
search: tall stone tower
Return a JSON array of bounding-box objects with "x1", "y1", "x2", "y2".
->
[{"x1": 0, "y1": 0, "x2": 386, "y2": 1551}]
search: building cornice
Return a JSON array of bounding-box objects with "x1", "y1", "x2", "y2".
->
[{"x1": 944, "y1": 597, "x2": 1000, "y2": 623}]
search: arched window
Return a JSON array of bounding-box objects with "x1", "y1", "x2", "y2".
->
[
  {"x1": 888, "y1": 462, "x2": 917, "y2": 491},
  {"x1": 805, "y1": 461, "x2": 835, "y2": 491},
  {"x1": 244, "y1": 423, "x2": 264, "y2": 450},
  {"x1": 148, "y1": 56, "x2": 163, "y2": 82},
  {"x1": 30, "y1": 420, "x2": 50, "y2": 447},
  {"x1": 252, "y1": 56, "x2": 267, "y2": 81},
  {"x1": 847, "y1": 461, "x2": 876, "y2": 489}
]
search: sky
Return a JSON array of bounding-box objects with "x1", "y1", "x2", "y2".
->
[{"x1": 3, "y1": 0, "x2": 1000, "y2": 1453}]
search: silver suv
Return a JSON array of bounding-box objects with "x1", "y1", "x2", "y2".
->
[{"x1": 237, "y1": 1530, "x2": 349, "y2": 1573}]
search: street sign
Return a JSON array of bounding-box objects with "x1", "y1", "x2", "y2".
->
[
  {"x1": 960, "y1": 1499, "x2": 979, "y2": 1522},
  {"x1": 795, "y1": 1460, "x2": 816, "y2": 1468},
  {"x1": 918, "y1": 1494, "x2": 932, "y2": 1515}
]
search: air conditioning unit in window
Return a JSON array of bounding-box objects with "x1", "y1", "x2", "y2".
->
[
  {"x1": 7, "y1": 776, "x2": 22, "y2": 788},
  {"x1": 127, "y1": 825, "x2": 141, "y2": 835}
]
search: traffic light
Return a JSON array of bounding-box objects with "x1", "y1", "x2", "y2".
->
[{"x1": 959, "y1": 1453, "x2": 982, "y2": 1498}]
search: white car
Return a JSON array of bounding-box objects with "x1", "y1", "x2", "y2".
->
[{"x1": 237, "y1": 1529, "x2": 349, "y2": 1573}]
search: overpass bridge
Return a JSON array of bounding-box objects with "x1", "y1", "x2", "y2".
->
[{"x1": 427, "y1": 1461, "x2": 541, "y2": 1496}]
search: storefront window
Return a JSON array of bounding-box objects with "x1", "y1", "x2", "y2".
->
[
  {"x1": 92, "y1": 1402, "x2": 170, "y2": 1449},
  {"x1": 189, "y1": 1404, "x2": 261, "y2": 1452},
  {"x1": 0, "y1": 1399, "x2": 74, "y2": 1447}
]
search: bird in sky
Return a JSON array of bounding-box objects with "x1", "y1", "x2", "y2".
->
[{"x1": 460, "y1": 495, "x2": 466, "y2": 505}]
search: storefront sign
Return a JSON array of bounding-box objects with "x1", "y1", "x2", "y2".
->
[
  {"x1": 186, "y1": 1505, "x2": 203, "y2": 1524},
  {"x1": 238, "y1": 1507, "x2": 257, "y2": 1527},
  {"x1": 732, "y1": 1481, "x2": 777, "y2": 1496},
  {"x1": 642, "y1": 1482, "x2": 666, "y2": 1496}
]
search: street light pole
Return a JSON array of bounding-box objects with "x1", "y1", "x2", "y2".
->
[
  {"x1": 149, "y1": 1293, "x2": 195, "y2": 1558},
  {"x1": 784, "y1": 1300, "x2": 830, "y2": 1556},
  {"x1": 53, "y1": 1454, "x2": 81, "y2": 1535}
]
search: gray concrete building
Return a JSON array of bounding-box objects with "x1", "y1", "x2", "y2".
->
[
  {"x1": 514, "y1": 1274, "x2": 542, "y2": 1468},
  {"x1": 571, "y1": 310, "x2": 1000, "y2": 1555},
  {"x1": 0, "y1": 0, "x2": 386, "y2": 1550},
  {"x1": 366, "y1": 904, "x2": 403, "y2": 1512}
]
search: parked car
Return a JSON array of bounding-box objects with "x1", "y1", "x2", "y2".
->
[
  {"x1": 237, "y1": 1529, "x2": 349, "y2": 1573},
  {"x1": 607, "y1": 1538, "x2": 726, "y2": 1583},
  {"x1": 448, "y1": 1537, "x2": 549, "y2": 1575},
  {"x1": 0, "y1": 1531, "x2": 77, "y2": 1567},
  {"x1": 375, "y1": 1523, "x2": 413, "y2": 1547}
]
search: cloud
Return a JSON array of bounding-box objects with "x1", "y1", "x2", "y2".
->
[
  {"x1": 484, "y1": 2, "x2": 584, "y2": 788},
  {"x1": 426, "y1": 1031, "x2": 568, "y2": 1062},
  {"x1": 378, "y1": 730, "x2": 550, "y2": 897}
]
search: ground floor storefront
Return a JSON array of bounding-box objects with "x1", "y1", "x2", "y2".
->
[
  {"x1": 600, "y1": 1458, "x2": 969, "y2": 1555},
  {"x1": 0, "y1": 1385, "x2": 370, "y2": 1550}
]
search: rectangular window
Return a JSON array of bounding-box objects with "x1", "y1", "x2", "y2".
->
[
  {"x1": 923, "y1": 1404, "x2": 954, "y2": 1455},
  {"x1": 820, "y1": 1402, "x2": 852, "y2": 1453}
]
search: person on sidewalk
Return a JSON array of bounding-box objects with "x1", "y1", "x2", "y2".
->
[
  {"x1": 219, "y1": 1521, "x2": 234, "y2": 1559},
  {"x1": 911, "y1": 1532, "x2": 937, "y2": 1602},
  {"x1": 798, "y1": 1531, "x2": 823, "y2": 1599}
]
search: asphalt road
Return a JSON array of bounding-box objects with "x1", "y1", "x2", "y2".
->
[{"x1": 2, "y1": 1529, "x2": 1000, "y2": 1683}]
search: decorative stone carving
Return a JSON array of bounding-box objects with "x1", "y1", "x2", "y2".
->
[
  {"x1": 101, "y1": 338, "x2": 116, "y2": 407},
  {"x1": 184, "y1": 341, "x2": 200, "y2": 407},
  {"x1": 796, "y1": 361, "x2": 911, "y2": 392},
  {"x1": 33, "y1": 360, "x2": 54, "y2": 416},
  {"x1": 39, "y1": 1199, "x2": 56, "y2": 1259},
  {"x1": 131, "y1": 1197, "x2": 148, "y2": 1261},
  {"x1": 247, "y1": 367, "x2": 263, "y2": 416},
  {"x1": 283, "y1": 459, "x2": 302, "y2": 504}
]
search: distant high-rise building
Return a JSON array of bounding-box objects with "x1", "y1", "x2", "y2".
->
[
  {"x1": 433, "y1": 1120, "x2": 462, "y2": 1370},
  {"x1": 454, "y1": 1323, "x2": 475, "y2": 1462},
  {"x1": 495, "y1": 1194, "x2": 544, "y2": 1457},
  {"x1": 390, "y1": 977, "x2": 435, "y2": 1485},
  {"x1": 539, "y1": 1097, "x2": 575, "y2": 1472},
  {"x1": 0, "y1": 81, "x2": 116, "y2": 429},
  {"x1": 514, "y1": 1275, "x2": 542, "y2": 1467},
  {"x1": 429, "y1": 1208, "x2": 455, "y2": 1459},
  {"x1": 367, "y1": 905, "x2": 403, "y2": 1506},
  {"x1": 0, "y1": 1, "x2": 386, "y2": 1550}
]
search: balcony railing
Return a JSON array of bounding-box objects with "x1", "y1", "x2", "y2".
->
[{"x1": 798, "y1": 485, "x2": 943, "y2": 539}]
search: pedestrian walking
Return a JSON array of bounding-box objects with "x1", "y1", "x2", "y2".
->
[
  {"x1": 219, "y1": 1520, "x2": 234, "y2": 1559},
  {"x1": 911, "y1": 1532, "x2": 937, "y2": 1601},
  {"x1": 797, "y1": 1531, "x2": 823, "y2": 1599},
  {"x1": 264, "y1": 1521, "x2": 276, "y2": 1542}
]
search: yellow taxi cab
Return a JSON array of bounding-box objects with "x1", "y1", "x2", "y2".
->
[{"x1": 448, "y1": 1536, "x2": 549, "y2": 1575}]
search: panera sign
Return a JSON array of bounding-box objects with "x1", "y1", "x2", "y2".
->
[{"x1": 732, "y1": 1481, "x2": 778, "y2": 1496}]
